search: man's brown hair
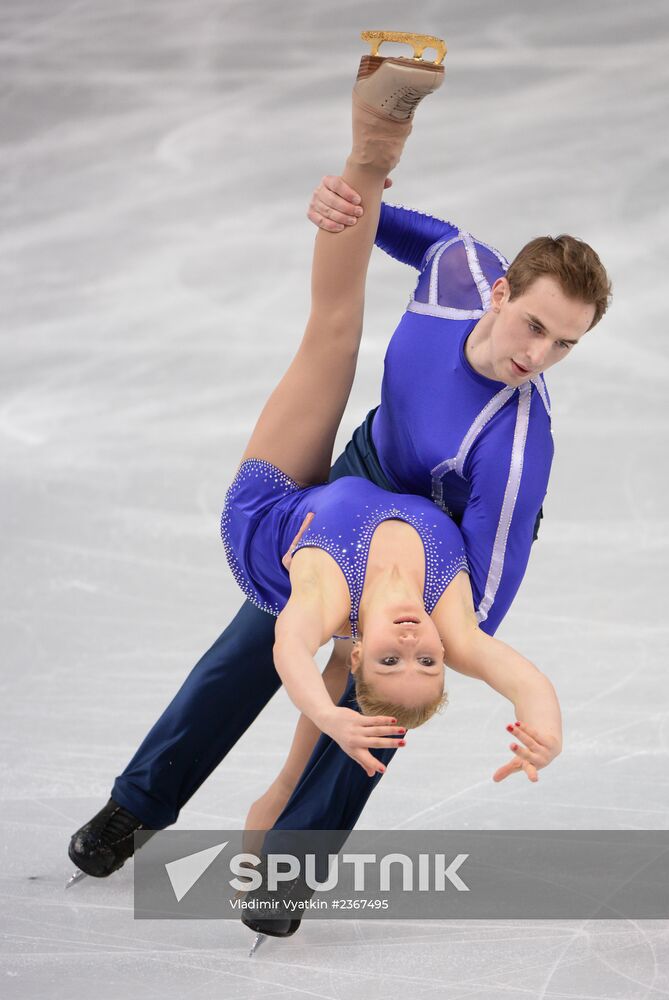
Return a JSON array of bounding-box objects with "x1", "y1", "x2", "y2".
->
[{"x1": 506, "y1": 235, "x2": 612, "y2": 330}]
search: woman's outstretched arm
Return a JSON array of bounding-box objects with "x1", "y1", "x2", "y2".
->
[
  {"x1": 273, "y1": 573, "x2": 405, "y2": 778},
  {"x1": 433, "y1": 572, "x2": 563, "y2": 782},
  {"x1": 448, "y1": 625, "x2": 563, "y2": 783}
]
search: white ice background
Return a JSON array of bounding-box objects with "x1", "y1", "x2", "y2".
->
[{"x1": 1, "y1": 0, "x2": 668, "y2": 997}]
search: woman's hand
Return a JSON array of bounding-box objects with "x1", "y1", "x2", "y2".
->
[
  {"x1": 307, "y1": 175, "x2": 393, "y2": 232},
  {"x1": 492, "y1": 721, "x2": 562, "y2": 783},
  {"x1": 281, "y1": 512, "x2": 315, "y2": 571},
  {"x1": 318, "y1": 706, "x2": 406, "y2": 777}
]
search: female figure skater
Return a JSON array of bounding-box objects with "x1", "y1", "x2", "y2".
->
[{"x1": 221, "y1": 41, "x2": 563, "y2": 790}]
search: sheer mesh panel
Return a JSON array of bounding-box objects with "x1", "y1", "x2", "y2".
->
[
  {"x1": 476, "y1": 243, "x2": 509, "y2": 290},
  {"x1": 413, "y1": 235, "x2": 508, "y2": 311},
  {"x1": 436, "y1": 240, "x2": 485, "y2": 309}
]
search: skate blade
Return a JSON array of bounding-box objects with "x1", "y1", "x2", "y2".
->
[
  {"x1": 65, "y1": 869, "x2": 88, "y2": 889},
  {"x1": 361, "y1": 30, "x2": 446, "y2": 66},
  {"x1": 248, "y1": 932, "x2": 268, "y2": 958}
]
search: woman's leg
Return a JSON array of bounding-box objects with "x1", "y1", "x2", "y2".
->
[{"x1": 238, "y1": 98, "x2": 410, "y2": 486}]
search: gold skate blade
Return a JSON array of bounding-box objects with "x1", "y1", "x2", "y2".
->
[{"x1": 361, "y1": 30, "x2": 446, "y2": 66}]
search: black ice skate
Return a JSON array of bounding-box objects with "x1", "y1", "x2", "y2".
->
[
  {"x1": 66, "y1": 797, "x2": 153, "y2": 887},
  {"x1": 238, "y1": 854, "x2": 308, "y2": 955}
]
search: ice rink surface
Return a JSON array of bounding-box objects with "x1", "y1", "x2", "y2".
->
[{"x1": 1, "y1": 0, "x2": 668, "y2": 996}]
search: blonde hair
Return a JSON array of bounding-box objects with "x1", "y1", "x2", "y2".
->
[
  {"x1": 354, "y1": 673, "x2": 447, "y2": 729},
  {"x1": 351, "y1": 656, "x2": 448, "y2": 730}
]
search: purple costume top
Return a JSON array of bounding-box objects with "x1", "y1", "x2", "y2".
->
[
  {"x1": 220, "y1": 460, "x2": 468, "y2": 639},
  {"x1": 371, "y1": 203, "x2": 554, "y2": 635}
]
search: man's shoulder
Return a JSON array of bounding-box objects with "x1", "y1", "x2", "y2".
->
[
  {"x1": 425, "y1": 229, "x2": 510, "y2": 274},
  {"x1": 411, "y1": 230, "x2": 510, "y2": 319}
]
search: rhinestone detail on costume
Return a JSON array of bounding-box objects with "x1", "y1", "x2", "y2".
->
[
  {"x1": 293, "y1": 501, "x2": 469, "y2": 640},
  {"x1": 220, "y1": 458, "x2": 302, "y2": 616}
]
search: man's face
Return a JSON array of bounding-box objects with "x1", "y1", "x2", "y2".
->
[{"x1": 488, "y1": 275, "x2": 596, "y2": 385}]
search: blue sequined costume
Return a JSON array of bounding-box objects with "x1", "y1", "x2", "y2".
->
[{"x1": 221, "y1": 460, "x2": 468, "y2": 638}]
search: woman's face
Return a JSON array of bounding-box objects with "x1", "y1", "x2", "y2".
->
[{"x1": 351, "y1": 609, "x2": 445, "y2": 707}]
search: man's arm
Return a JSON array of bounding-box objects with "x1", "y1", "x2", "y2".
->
[
  {"x1": 374, "y1": 202, "x2": 459, "y2": 269},
  {"x1": 308, "y1": 175, "x2": 459, "y2": 269},
  {"x1": 459, "y1": 394, "x2": 554, "y2": 637}
]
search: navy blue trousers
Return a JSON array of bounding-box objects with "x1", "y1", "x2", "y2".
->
[{"x1": 112, "y1": 408, "x2": 401, "y2": 830}]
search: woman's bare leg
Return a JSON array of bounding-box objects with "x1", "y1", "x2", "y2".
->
[
  {"x1": 242, "y1": 641, "x2": 351, "y2": 853},
  {"x1": 238, "y1": 101, "x2": 411, "y2": 486}
]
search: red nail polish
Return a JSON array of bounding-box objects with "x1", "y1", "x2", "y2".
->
[
  {"x1": 398, "y1": 740, "x2": 406, "y2": 747},
  {"x1": 515, "y1": 722, "x2": 521, "y2": 726},
  {"x1": 506, "y1": 724, "x2": 514, "y2": 733},
  {"x1": 511, "y1": 743, "x2": 519, "y2": 751}
]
